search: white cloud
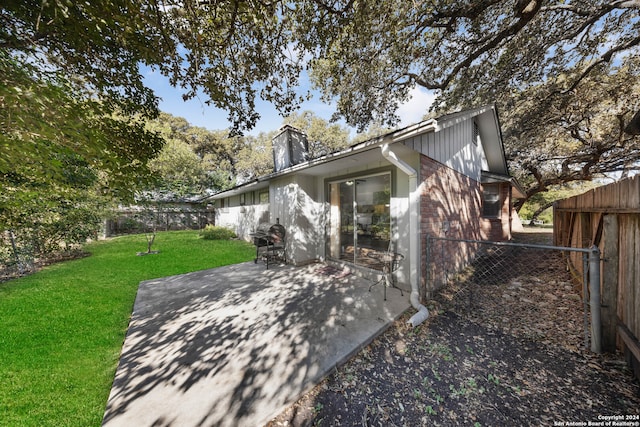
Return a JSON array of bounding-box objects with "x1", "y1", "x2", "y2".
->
[{"x1": 397, "y1": 86, "x2": 436, "y2": 126}]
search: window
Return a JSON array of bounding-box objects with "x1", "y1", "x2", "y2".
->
[
  {"x1": 482, "y1": 184, "x2": 501, "y2": 218},
  {"x1": 259, "y1": 191, "x2": 269, "y2": 204},
  {"x1": 472, "y1": 121, "x2": 480, "y2": 145}
]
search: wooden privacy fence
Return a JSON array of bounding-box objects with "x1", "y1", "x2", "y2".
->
[{"x1": 554, "y1": 175, "x2": 640, "y2": 378}]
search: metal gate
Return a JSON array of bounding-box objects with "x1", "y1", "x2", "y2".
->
[{"x1": 425, "y1": 236, "x2": 602, "y2": 353}]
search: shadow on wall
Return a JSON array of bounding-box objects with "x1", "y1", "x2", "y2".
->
[
  {"x1": 214, "y1": 204, "x2": 269, "y2": 241},
  {"x1": 420, "y1": 155, "x2": 485, "y2": 297},
  {"x1": 287, "y1": 186, "x2": 321, "y2": 265},
  {"x1": 236, "y1": 205, "x2": 270, "y2": 240}
]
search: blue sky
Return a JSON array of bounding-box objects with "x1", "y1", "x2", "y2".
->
[{"x1": 143, "y1": 66, "x2": 436, "y2": 136}]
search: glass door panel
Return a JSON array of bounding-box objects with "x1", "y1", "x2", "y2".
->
[
  {"x1": 340, "y1": 181, "x2": 355, "y2": 263},
  {"x1": 354, "y1": 174, "x2": 390, "y2": 267},
  {"x1": 328, "y1": 173, "x2": 390, "y2": 269}
]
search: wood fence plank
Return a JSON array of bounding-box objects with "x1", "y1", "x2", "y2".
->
[
  {"x1": 623, "y1": 217, "x2": 635, "y2": 340},
  {"x1": 618, "y1": 323, "x2": 640, "y2": 365},
  {"x1": 618, "y1": 216, "x2": 628, "y2": 326},
  {"x1": 601, "y1": 214, "x2": 619, "y2": 352},
  {"x1": 630, "y1": 176, "x2": 640, "y2": 210},
  {"x1": 580, "y1": 212, "x2": 591, "y2": 247},
  {"x1": 554, "y1": 178, "x2": 640, "y2": 360},
  {"x1": 620, "y1": 178, "x2": 629, "y2": 210},
  {"x1": 633, "y1": 217, "x2": 640, "y2": 339}
]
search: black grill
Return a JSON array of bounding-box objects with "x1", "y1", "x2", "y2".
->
[{"x1": 251, "y1": 220, "x2": 286, "y2": 268}]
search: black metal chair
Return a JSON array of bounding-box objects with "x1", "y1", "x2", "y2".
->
[{"x1": 368, "y1": 246, "x2": 404, "y2": 301}]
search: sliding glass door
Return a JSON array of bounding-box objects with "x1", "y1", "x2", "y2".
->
[{"x1": 328, "y1": 173, "x2": 391, "y2": 269}]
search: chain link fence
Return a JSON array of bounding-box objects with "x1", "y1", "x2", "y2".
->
[{"x1": 426, "y1": 236, "x2": 601, "y2": 352}]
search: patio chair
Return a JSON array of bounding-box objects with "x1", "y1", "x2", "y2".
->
[{"x1": 368, "y1": 243, "x2": 404, "y2": 301}]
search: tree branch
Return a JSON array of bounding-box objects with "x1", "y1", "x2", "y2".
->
[
  {"x1": 414, "y1": 0, "x2": 544, "y2": 90},
  {"x1": 562, "y1": 34, "x2": 640, "y2": 94}
]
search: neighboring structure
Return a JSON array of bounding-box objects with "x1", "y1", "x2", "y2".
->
[{"x1": 209, "y1": 105, "x2": 524, "y2": 310}]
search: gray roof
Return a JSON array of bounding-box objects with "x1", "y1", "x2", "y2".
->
[{"x1": 209, "y1": 105, "x2": 512, "y2": 199}]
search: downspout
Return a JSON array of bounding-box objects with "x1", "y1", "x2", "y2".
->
[{"x1": 380, "y1": 144, "x2": 430, "y2": 327}]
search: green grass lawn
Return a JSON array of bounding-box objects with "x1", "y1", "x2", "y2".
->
[{"x1": 0, "y1": 230, "x2": 255, "y2": 427}]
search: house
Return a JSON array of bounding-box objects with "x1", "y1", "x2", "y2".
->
[{"x1": 209, "y1": 105, "x2": 524, "y2": 325}]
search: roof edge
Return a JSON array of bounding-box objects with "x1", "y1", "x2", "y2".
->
[{"x1": 481, "y1": 171, "x2": 527, "y2": 199}]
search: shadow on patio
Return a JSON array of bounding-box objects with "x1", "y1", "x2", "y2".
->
[{"x1": 102, "y1": 261, "x2": 410, "y2": 427}]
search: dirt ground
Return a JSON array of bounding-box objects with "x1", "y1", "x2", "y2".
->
[{"x1": 268, "y1": 229, "x2": 640, "y2": 426}]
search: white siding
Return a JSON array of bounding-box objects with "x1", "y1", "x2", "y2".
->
[
  {"x1": 269, "y1": 175, "x2": 323, "y2": 265},
  {"x1": 404, "y1": 118, "x2": 487, "y2": 182},
  {"x1": 215, "y1": 199, "x2": 269, "y2": 241}
]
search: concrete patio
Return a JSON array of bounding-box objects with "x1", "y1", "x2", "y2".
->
[{"x1": 102, "y1": 261, "x2": 410, "y2": 427}]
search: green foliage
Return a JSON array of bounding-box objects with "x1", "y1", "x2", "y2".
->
[
  {"x1": 494, "y1": 58, "x2": 640, "y2": 205},
  {"x1": 5, "y1": 0, "x2": 639, "y2": 139},
  {"x1": 199, "y1": 225, "x2": 237, "y2": 240},
  {"x1": 1, "y1": 0, "x2": 166, "y2": 117},
  {"x1": 0, "y1": 231, "x2": 255, "y2": 426},
  {"x1": 487, "y1": 373, "x2": 500, "y2": 386},
  {"x1": 0, "y1": 52, "x2": 163, "y2": 255},
  {"x1": 5, "y1": 0, "x2": 639, "y2": 214},
  {"x1": 234, "y1": 131, "x2": 276, "y2": 182},
  {"x1": 518, "y1": 181, "x2": 599, "y2": 222},
  {"x1": 148, "y1": 139, "x2": 210, "y2": 196},
  {"x1": 0, "y1": 176, "x2": 110, "y2": 270},
  {"x1": 304, "y1": 1, "x2": 640, "y2": 131},
  {"x1": 144, "y1": 113, "x2": 239, "y2": 196}
]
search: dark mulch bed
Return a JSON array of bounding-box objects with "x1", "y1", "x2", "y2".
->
[
  {"x1": 268, "y1": 231, "x2": 640, "y2": 426},
  {"x1": 0, "y1": 250, "x2": 90, "y2": 283}
]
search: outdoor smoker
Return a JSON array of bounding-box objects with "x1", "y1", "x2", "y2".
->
[{"x1": 250, "y1": 218, "x2": 286, "y2": 268}]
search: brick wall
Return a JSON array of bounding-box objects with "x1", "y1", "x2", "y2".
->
[
  {"x1": 480, "y1": 184, "x2": 512, "y2": 241},
  {"x1": 419, "y1": 155, "x2": 511, "y2": 297},
  {"x1": 419, "y1": 155, "x2": 483, "y2": 240}
]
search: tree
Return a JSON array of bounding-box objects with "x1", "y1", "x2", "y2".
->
[
  {"x1": 147, "y1": 139, "x2": 210, "y2": 197},
  {"x1": 498, "y1": 57, "x2": 640, "y2": 207},
  {"x1": 0, "y1": 54, "x2": 164, "y2": 197},
  {"x1": 1, "y1": 0, "x2": 168, "y2": 116},
  {"x1": 300, "y1": 1, "x2": 640, "y2": 206},
  {"x1": 145, "y1": 113, "x2": 237, "y2": 196},
  {"x1": 519, "y1": 181, "x2": 599, "y2": 223},
  {"x1": 5, "y1": 1, "x2": 638, "y2": 135},
  {"x1": 306, "y1": 1, "x2": 640, "y2": 129},
  {"x1": 5, "y1": 0, "x2": 639, "y2": 208},
  {"x1": 0, "y1": 49, "x2": 162, "y2": 268},
  {"x1": 234, "y1": 132, "x2": 276, "y2": 183},
  {"x1": 0, "y1": 140, "x2": 111, "y2": 271}
]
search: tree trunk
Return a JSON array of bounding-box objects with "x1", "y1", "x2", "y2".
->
[{"x1": 530, "y1": 200, "x2": 556, "y2": 223}]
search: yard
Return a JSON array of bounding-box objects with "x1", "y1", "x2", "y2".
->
[
  {"x1": 2, "y1": 229, "x2": 639, "y2": 426},
  {"x1": 0, "y1": 231, "x2": 255, "y2": 427},
  {"x1": 269, "y1": 230, "x2": 640, "y2": 426}
]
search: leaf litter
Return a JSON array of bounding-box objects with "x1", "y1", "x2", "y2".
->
[{"x1": 268, "y1": 232, "x2": 639, "y2": 426}]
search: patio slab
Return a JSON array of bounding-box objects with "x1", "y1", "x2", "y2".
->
[{"x1": 102, "y1": 261, "x2": 410, "y2": 427}]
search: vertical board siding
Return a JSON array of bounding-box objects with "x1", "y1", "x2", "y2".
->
[
  {"x1": 554, "y1": 176, "x2": 640, "y2": 374},
  {"x1": 407, "y1": 119, "x2": 483, "y2": 182}
]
